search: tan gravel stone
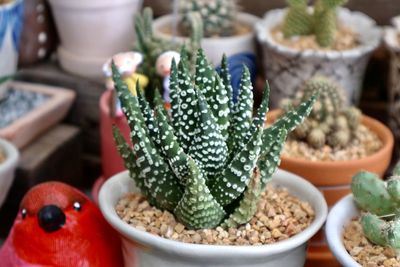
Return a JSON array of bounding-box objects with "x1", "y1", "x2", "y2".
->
[{"x1": 115, "y1": 186, "x2": 314, "y2": 246}]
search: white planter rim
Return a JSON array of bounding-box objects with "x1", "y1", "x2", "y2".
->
[
  {"x1": 153, "y1": 12, "x2": 260, "y2": 43},
  {"x1": 99, "y1": 169, "x2": 327, "y2": 260},
  {"x1": 256, "y1": 7, "x2": 382, "y2": 59},
  {"x1": 0, "y1": 138, "x2": 19, "y2": 175},
  {"x1": 48, "y1": 0, "x2": 140, "y2": 10},
  {"x1": 325, "y1": 194, "x2": 361, "y2": 267}
]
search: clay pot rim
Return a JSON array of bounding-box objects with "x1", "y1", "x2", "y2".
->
[
  {"x1": 268, "y1": 109, "x2": 394, "y2": 168},
  {"x1": 255, "y1": 7, "x2": 382, "y2": 59}
]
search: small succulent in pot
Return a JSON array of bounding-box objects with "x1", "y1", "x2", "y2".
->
[
  {"x1": 178, "y1": 0, "x2": 238, "y2": 38},
  {"x1": 112, "y1": 48, "x2": 316, "y2": 230},
  {"x1": 283, "y1": 0, "x2": 348, "y2": 48},
  {"x1": 351, "y1": 164, "x2": 400, "y2": 251},
  {"x1": 281, "y1": 76, "x2": 361, "y2": 149}
]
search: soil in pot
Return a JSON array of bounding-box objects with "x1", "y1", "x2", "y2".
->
[
  {"x1": 115, "y1": 185, "x2": 314, "y2": 245},
  {"x1": 270, "y1": 24, "x2": 359, "y2": 51},
  {"x1": 343, "y1": 218, "x2": 400, "y2": 267},
  {"x1": 282, "y1": 124, "x2": 383, "y2": 162},
  {"x1": 159, "y1": 22, "x2": 252, "y2": 38}
]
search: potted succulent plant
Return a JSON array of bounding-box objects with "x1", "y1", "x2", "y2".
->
[
  {"x1": 256, "y1": 0, "x2": 382, "y2": 108},
  {"x1": 0, "y1": 138, "x2": 19, "y2": 208},
  {"x1": 47, "y1": 0, "x2": 142, "y2": 78},
  {"x1": 152, "y1": 0, "x2": 260, "y2": 66},
  {"x1": 326, "y1": 165, "x2": 400, "y2": 267},
  {"x1": 0, "y1": 0, "x2": 24, "y2": 77},
  {"x1": 98, "y1": 49, "x2": 328, "y2": 266},
  {"x1": 385, "y1": 16, "x2": 400, "y2": 164},
  {"x1": 268, "y1": 76, "x2": 393, "y2": 266}
]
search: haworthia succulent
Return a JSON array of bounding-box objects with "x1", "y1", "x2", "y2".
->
[
  {"x1": 113, "y1": 49, "x2": 314, "y2": 229},
  {"x1": 219, "y1": 54, "x2": 234, "y2": 112}
]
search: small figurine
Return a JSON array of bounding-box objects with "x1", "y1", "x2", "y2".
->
[
  {"x1": 0, "y1": 182, "x2": 124, "y2": 267},
  {"x1": 156, "y1": 51, "x2": 181, "y2": 103},
  {"x1": 103, "y1": 51, "x2": 149, "y2": 116}
]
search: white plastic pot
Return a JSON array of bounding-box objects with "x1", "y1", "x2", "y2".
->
[
  {"x1": 0, "y1": 0, "x2": 24, "y2": 77},
  {"x1": 99, "y1": 169, "x2": 328, "y2": 267},
  {"x1": 0, "y1": 139, "x2": 19, "y2": 208},
  {"x1": 153, "y1": 12, "x2": 260, "y2": 66},
  {"x1": 325, "y1": 194, "x2": 361, "y2": 267},
  {"x1": 256, "y1": 8, "x2": 382, "y2": 108},
  {"x1": 48, "y1": 0, "x2": 142, "y2": 78}
]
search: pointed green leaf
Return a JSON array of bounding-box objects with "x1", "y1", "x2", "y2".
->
[
  {"x1": 188, "y1": 89, "x2": 228, "y2": 180},
  {"x1": 210, "y1": 126, "x2": 263, "y2": 207},
  {"x1": 174, "y1": 158, "x2": 226, "y2": 229},
  {"x1": 221, "y1": 171, "x2": 261, "y2": 228},
  {"x1": 251, "y1": 82, "x2": 270, "y2": 131},
  {"x1": 195, "y1": 49, "x2": 215, "y2": 102},
  {"x1": 154, "y1": 107, "x2": 190, "y2": 185},
  {"x1": 227, "y1": 66, "x2": 254, "y2": 155},
  {"x1": 169, "y1": 59, "x2": 181, "y2": 134},
  {"x1": 220, "y1": 54, "x2": 234, "y2": 112},
  {"x1": 153, "y1": 88, "x2": 169, "y2": 119}
]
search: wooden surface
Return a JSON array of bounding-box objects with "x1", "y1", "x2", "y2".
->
[{"x1": 0, "y1": 124, "x2": 82, "y2": 238}]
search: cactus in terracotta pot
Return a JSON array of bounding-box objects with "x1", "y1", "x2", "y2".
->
[
  {"x1": 112, "y1": 48, "x2": 317, "y2": 229},
  {"x1": 282, "y1": 0, "x2": 348, "y2": 47},
  {"x1": 351, "y1": 165, "x2": 400, "y2": 250},
  {"x1": 281, "y1": 76, "x2": 361, "y2": 149},
  {"x1": 179, "y1": 0, "x2": 238, "y2": 37}
]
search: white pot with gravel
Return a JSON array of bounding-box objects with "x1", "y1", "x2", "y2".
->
[
  {"x1": 99, "y1": 169, "x2": 327, "y2": 267},
  {"x1": 0, "y1": 138, "x2": 19, "y2": 208},
  {"x1": 256, "y1": 7, "x2": 381, "y2": 108}
]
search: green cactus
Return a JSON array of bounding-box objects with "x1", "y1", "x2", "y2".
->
[
  {"x1": 351, "y1": 164, "x2": 400, "y2": 250},
  {"x1": 282, "y1": 0, "x2": 348, "y2": 47},
  {"x1": 179, "y1": 0, "x2": 237, "y2": 38},
  {"x1": 134, "y1": 7, "x2": 201, "y2": 99},
  {"x1": 281, "y1": 76, "x2": 361, "y2": 149},
  {"x1": 112, "y1": 49, "x2": 316, "y2": 230}
]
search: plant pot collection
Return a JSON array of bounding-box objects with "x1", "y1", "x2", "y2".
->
[{"x1": 3, "y1": 1, "x2": 400, "y2": 267}]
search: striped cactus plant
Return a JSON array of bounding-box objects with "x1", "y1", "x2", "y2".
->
[{"x1": 112, "y1": 49, "x2": 316, "y2": 229}]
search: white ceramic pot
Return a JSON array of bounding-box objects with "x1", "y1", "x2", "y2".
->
[
  {"x1": 384, "y1": 16, "x2": 400, "y2": 163},
  {"x1": 0, "y1": 0, "x2": 24, "y2": 77},
  {"x1": 0, "y1": 139, "x2": 19, "y2": 208},
  {"x1": 99, "y1": 169, "x2": 328, "y2": 267},
  {"x1": 325, "y1": 194, "x2": 361, "y2": 267},
  {"x1": 48, "y1": 0, "x2": 142, "y2": 78},
  {"x1": 153, "y1": 12, "x2": 260, "y2": 66},
  {"x1": 256, "y1": 8, "x2": 382, "y2": 108}
]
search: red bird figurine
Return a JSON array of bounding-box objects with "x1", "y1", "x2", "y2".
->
[{"x1": 0, "y1": 182, "x2": 124, "y2": 267}]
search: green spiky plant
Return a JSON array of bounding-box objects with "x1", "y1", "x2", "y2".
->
[
  {"x1": 179, "y1": 0, "x2": 238, "y2": 38},
  {"x1": 281, "y1": 76, "x2": 361, "y2": 149},
  {"x1": 134, "y1": 7, "x2": 202, "y2": 100},
  {"x1": 112, "y1": 48, "x2": 316, "y2": 230},
  {"x1": 282, "y1": 0, "x2": 348, "y2": 47},
  {"x1": 351, "y1": 163, "x2": 400, "y2": 250}
]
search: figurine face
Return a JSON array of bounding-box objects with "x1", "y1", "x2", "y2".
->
[
  {"x1": 103, "y1": 51, "x2": 143, "y2": 77},
  {"x1": 156, "y1": 51, "x2": 181, "y2": 77}
]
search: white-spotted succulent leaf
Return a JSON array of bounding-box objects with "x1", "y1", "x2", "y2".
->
[
  {"x1": 113, "y1": 49, "x2": 314, "y2": 229},
  {"x1": 219, "y1": 54, "x2": 234, "y2": 113}
]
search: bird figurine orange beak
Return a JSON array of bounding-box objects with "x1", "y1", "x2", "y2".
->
[{"x1": 0, "y1": 182, "x2": 124, "y2": 267}]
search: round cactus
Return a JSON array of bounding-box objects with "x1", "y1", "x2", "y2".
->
[
  {"x1": 281, "y1": 75, "x2": 361, "y2": 149},
  {"x1": 179, "y1": 0, "x2": 238, "y2": 37}
]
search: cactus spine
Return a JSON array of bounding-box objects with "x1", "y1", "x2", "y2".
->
[
  {"x1": 282, "y1": 0, "x2": 348, "y2": 47},
  {"x1": 351, "y1": 163, "x2": 400, "y2": 250},
  {"x1": 113, "y1": 49, "x2": 316, "y2": 230},
  {"x1": 179, "y1": 0, "x2": 238, "y2": 38},
  {"x1": 281, "y1": 76, "x2": 361, "y2": 149}
]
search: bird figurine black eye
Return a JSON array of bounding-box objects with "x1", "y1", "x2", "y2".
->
[
  {"x1": 73, "y1": 202, "x2": 81, "y2": 211},
  {"x1": 21, "y1": 208, "x2": 27, "y2": 219},
  {"x1": 37, "y1": 205, "x2": 66, "y2": 233}
]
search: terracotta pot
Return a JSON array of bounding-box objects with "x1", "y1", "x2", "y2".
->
[
  {"x1": 99, "y1": 90, "x2": 130, "y2": 179},
  {"x1": 99, "y1": 169, "x2": 328, "y2": 267},
  {"x1": 268, "y1": 109, "x2": 393, "y2": 267},
  {"x1": 255, "y1": 8, "x2": 382, "y2": 108},
  {"x1": 153, "y1": 12, "x2": 260, "y2": 66},
  {"x1": 48, "y1": 0, "x2": 142, "y2": 78}
]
